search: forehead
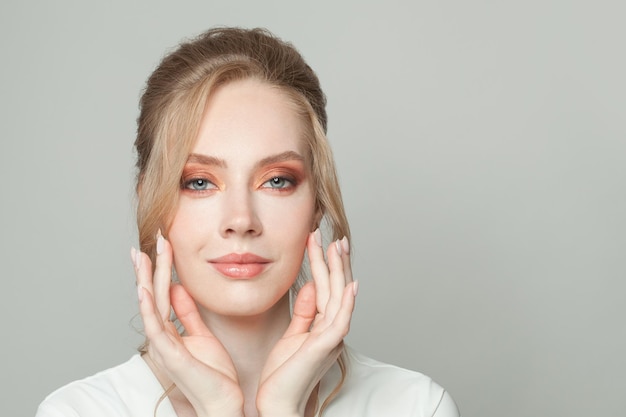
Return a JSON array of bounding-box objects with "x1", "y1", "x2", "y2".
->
[{"x1": 191, "y1": 79, "x2": 307, "y2": 159}]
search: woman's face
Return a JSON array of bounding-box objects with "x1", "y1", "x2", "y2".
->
[{"x1": 168, "y1": 79, "x2": 316, "y2": 318}]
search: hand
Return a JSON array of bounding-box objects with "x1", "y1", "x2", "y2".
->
[
  {"x1": 133, "y1": 232, "x2": 244, "y2": 417},
  {"x1": 256, "y1": 230, "x2": 358, "y2": 417}
]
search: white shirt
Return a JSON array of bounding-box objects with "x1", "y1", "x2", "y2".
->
[{"x1": 36, "y1": 347, "x2": 460, "y2": 417}]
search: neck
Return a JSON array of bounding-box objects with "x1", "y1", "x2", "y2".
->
[
  {"x1": 199, "y1": 294, "x2": 291, "y2": 380},
  {"x1": 199, "y1": 294, "x2": 292, "y2": 417},
  {"x1": 144, "y1": 294, "x2": 293, "y2": 417}
]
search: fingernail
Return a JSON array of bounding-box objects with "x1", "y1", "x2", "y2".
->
[
  {"x1": 313, "y1": 228, "x2": 322, "y2": 247},
  {"x1": 135, "y1": 249, "x2": 142, "y2": 269},
  {"x1": 130, "y1": 247, "x2": 137, "y2": 268},
  {"x1": 341, "y1": 236, "x2": 350, "y2": 255},
  {"x1": 137, "y1": 285, "x2": 144, "y2": 302},
  {"x1": 353, "y1": 280, "x2": 359, "y2": 297},
  {"x1": 156, "y1": 235, "x2": 165, "y2": 255},
  {"x1": 335, "y1": 239, "x2": 343, "y2": 256}
]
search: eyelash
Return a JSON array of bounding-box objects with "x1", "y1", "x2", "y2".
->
[
  {"x1": 181, "y1": 177, "x2": 217, "y2": 193},
  {"x1": 261, "y1": 176, "x2": 296, "y2": 190},
  {"x1": 180, "y1": 174, "x2": 298, "y2": 195}
]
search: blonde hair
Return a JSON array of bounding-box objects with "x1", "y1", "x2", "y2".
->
[{"x1": 135, "y1": 27, "x2": 350, "y2": 414}]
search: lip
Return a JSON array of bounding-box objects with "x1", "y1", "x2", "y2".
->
[{"x1": 208, "y1": 253, "x2": 271, "y2": 279}]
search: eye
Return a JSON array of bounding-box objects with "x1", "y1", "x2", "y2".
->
[
  {"x1": 183, "y1": 178, "x2": 216, "y2": 191},
  {"x1": 262, "y1": 176, "x2": 293, "y2": 189}
]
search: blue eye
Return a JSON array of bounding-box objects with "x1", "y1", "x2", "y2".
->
[
  {"x1": 184, "y1": 178, "x2": 215, "y2": 190},
  {"x1": 263, "y1": 177, "x2": 292, "y2": 189}
]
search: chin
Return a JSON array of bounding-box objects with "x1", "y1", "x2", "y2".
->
[{"x1": 196, "y1": 288, "x2": 292, "y2": 318}]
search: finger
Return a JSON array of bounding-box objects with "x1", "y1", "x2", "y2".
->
[
  {"x1": 332, "y1": 281, "x2": 357, "y2": 332},
  {"x1": 142, "y1": 284, "x2": 224, "y2": 386},
  {"x1": 138, "y1": 284, "x2": 194, "y2": 372},
  {"x1": 153, "y1": 230, "x2": 173, "y2": 322},
  {"x1": 283, "y1": 281, "x2": 316, "y2": 337},
  {"x1": 170, "y1": 283, "x2": 212, "y2": 337},
  {"x1": 134, "y1": 249, "x2": 174, "y2": 350},
  {"x1": 138, "y1": 285, "x2": 167, "y2": 340},
  {"x1": 324, "y1": 239, "x2": 346, "y2": 318},
  {"x1": 340, "y1": 236, "x2": 353, "y2": 284},
  {"x1": 316, "y1": 281, "x2": 357, "y2": 346},
  {"x1": 307, "y1": 229, "x2": 330, "y2": 313},
  {"x1": 133, "y1": 248, "x2": 154, "y2": 298}
]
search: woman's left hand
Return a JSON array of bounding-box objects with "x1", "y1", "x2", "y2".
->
[{"x1": 256, "y1": 230, "x2": 357, "y2": 417}]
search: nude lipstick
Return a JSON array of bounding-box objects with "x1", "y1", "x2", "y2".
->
[{"x1": 208, "y1": 253, "x2": 271, "y2": 279}]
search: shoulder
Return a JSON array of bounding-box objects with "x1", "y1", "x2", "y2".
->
[
  {"x1": 322, "y1": 347, "x2": 460, "y2": 417},
  {"x1": 35, "y1": 354, "x2": 172, "y2": 417}
]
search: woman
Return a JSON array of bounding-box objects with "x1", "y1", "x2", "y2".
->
[{"x1": 36, "y1": 27, "x2": 460, "y2": 417}]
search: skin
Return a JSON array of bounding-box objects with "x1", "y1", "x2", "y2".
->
[{"x1": 132, "y1": 79, "x2": 357, "y2": 417}]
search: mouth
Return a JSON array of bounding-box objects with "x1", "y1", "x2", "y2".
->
[{"x1": 208, "y1": 253, "x2": 271, "y2": 279}]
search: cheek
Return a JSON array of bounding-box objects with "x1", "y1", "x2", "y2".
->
[
  {"x1": 261, "y1": 193, "x2": 316, "y2": 235},
  {"x1": 269, "y1": 200, "x2": 315, "y2": 277},
  {"x1": 167, "y1": 201, "x2": 213, "y2": 256}
]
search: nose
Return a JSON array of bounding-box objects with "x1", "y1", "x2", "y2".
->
[{"x1": 219, "y1": 186, "x2": 262, "y2": 238}]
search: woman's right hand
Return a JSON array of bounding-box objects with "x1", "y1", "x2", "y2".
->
[{"x1": 133, "y1": 232, "x2": 244, "y2": 417}]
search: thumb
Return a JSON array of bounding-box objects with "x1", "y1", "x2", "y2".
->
[
  {"x1": 283, "y1": 281, "x2": 317, "y2": 337},
  {"x1": 170, "y1": 283, "x2": 212, "y2": 337}
]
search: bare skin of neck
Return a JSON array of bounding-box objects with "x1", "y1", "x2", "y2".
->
[{"x1": 143, "y1": 294, "x2": 319, "y2": 417}]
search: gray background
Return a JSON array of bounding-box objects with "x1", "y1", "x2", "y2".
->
[{"x1": 1, "y1": 1, "x2": 624, "y2": 416}]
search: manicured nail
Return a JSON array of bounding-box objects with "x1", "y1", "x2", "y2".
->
[
  {"x1": 135, "y1": 249, "x2": 142, "y2": 269},
  {"x1": 335, "y1": 239, "x2": 343, "y2": 256},
  {"x1": 353, "y1": 280, "x2": 359, "y2": 297},
  {"x1": 130, "y1": 247, "x2": 137, "y2": 268},
  {"x1": 341, "y1": 236, "x2": 350, "y2": 255},
  {"x1": 156, "y1": 235, "x2": 165, "y2": 255},
  {"x1": 137, "y1": 285, "x2": 144, "y2": 302},
  {"x1": 313, "y1": 228, "x2": 322, "y2": 247}
]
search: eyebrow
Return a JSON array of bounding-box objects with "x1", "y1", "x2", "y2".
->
[
  {"x1": 256, "y1": 150, "x2": 305, "y2": 167},
  {"x1": 186, "y1": 153, "x2": 226, "y2": 167},
  {"x1": 185, "y1": 151, "x2": 304, "y2": 168}
]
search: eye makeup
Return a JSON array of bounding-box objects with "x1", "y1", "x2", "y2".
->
[
  {"x1": 180, "y1": 163, "x2": 220, "y2": 195},
  {"x1": 179, "y1": 152, "x2": 308, "y2": 196},
  {"x1": 256, "y1": 161, "x2": 307, "y2": 194}
]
